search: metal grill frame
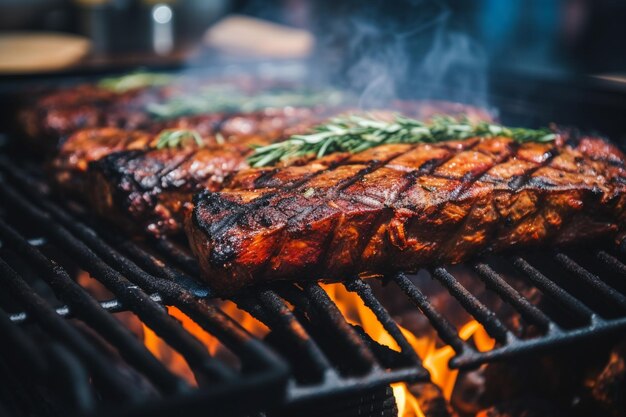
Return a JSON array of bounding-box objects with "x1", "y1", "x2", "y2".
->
[
  {"x1": 0, "y1": 160, "x2": 431, "y2": 416},
  {"x1": 2, "y1": 153, "x2": 626, "y2": 415}
]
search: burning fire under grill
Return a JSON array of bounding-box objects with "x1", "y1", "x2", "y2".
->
[
  {"x1": 2, "y1": 2, "x2": 626, "y2": 416},
  {"x1": 2, "y1": 80, "x2": 626, "y2": 416},
  {"x1": 129, "y1": 281, "x2": 494, "y2": 416},
  {"x1": 60, "y1": 235, "x2": 626, "y2": 417}
]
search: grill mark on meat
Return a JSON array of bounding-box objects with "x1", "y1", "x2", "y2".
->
[
  {"x1": 490, "y1": 145, "x2": 559, "y2": 192},
  {"x1": 481, "y1": 143, "x2": 562, "y2": 246},
  {"x1": 97, "y1": 150, "x2": 147, "y2": 195},
  {"x1": 441, "y1": 142, "x2": 530, "y2": 256},
  {"x1": 152, "y1": 149, "x2": 202, "y2": 187},
  {"x1": 203, "y1": 154, "x2": 355, "y2": 238},
  {"x1": 282, "y1": 144, "x2": 436, "y2": 228},
  {"x1": 253, "y1": 146, "x2": 427, "y2": 272},
  {"x1": 372, "y1": 139, "x2": 517, "y2": 264},
  {"x1": 482, "y1": 139, "x2": 604, "y2": 253},
  {"x1": 188, "y1": 134, "x2": 626, "y2": 293},
  {"x1": 450, "y1": 140, "x2": 519, "y2": 201},
  {"x1": 253, "y1": 168, "x2": 281, "y2": 188},
  {"x1": 351, "y1": 141, "x2": 485, "y2": 266}
]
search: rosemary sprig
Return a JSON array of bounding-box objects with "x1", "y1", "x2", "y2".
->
[
  {"x1": 147, "y1": 88, "x2": 346, "y2": 119},
  {"x1": 247, "y1": 114, "x2": 556, "y2": 167},
  {"x1": 155, "y1": 129, "x2": 203, "y2": 149},
  {"x1": 98, "y1": 72, "x2": 173, "y2": 93}
]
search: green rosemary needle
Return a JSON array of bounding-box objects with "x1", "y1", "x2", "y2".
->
[
  {"x1": 247, "y1": 114, "x2": 556, "y2": 168},
  {"x1": 155, "y1": 129, "x2": 203, "y2": 149},
  {"x1": 147, "y1": 88, "x2": 346, "y2": 119},
  {"x1": 98, "y1": 72, "x2": 173, "y2": 93}
]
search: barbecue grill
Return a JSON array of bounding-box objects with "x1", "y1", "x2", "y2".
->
[{"x1": 2, "y1": 66, "x2": 626, "y2": 417}]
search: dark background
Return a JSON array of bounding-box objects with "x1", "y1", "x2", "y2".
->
[
  {"x1": 2, "y1": 0, "x2": 626, "y2": 140},
  {"x1": 3, "y1": 0, "x2": 626, "y2": 76}
]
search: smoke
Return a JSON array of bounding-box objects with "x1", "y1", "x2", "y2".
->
[{"x1": 314, "y1": 0, "x2": 489, "y2": 109}]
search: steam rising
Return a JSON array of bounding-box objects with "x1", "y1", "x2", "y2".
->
[{"x1": 316, "y1": 0, "x2": 488, "y2": 108}]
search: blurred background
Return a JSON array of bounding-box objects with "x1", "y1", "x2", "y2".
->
[
  {"x1": 1, "y1": 0, "x2": 626, "y2": 136},
  {"x1": 1, "y1": 0, "x2": 625, "y2": 77}
]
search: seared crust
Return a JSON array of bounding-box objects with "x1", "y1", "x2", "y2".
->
[
  {"x1": 86, "y1": 107, "x2": 327, "y2": 235},
  {"x1": 18, "y1": 85, "x2": 171, "y2": 152},
  {"x1": 89, "y1": 146, "x2": 250, "y2": 235},
  {"x1": 51, "y1": 127, "x2": 154, "y2": 193},
  {"x1": 187, "y1": 135, "x2": 626, "y2": 294},
  {"x1": 51, "y1": 112, "x2": 230, "y2": 193},
  {"x1": 17, "y1": 77, "x2": 331, "y2": 153}
]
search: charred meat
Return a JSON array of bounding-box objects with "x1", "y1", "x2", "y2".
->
[
  {"x1": 18, "y1": 84, "x2": 174, "y2": 153},
  {"x1": 86, "y1": 107, "x2": 327, "y2": 235},
  {"x1": 187, "y1": 134, "x2": 626, "y2": 293},
  {"x1": 51, "y1": 112, "x2": 228, "y2": 193}
]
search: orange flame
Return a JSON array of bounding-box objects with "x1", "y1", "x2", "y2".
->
[
  {"x1": 140, "y1": 301, "x2": 269, "y2": 386},
  {"x1": 132, "y1": 281, "x2": 493, "y2": 417},
  {"x1": 322, "y1": 282, "x2": 495, "y2": 416}
]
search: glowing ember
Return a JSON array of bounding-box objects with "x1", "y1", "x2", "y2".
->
[
  {"x1": 142, "y1": 310, "x2": 197, "y2": 384},
  {"x1": 322, "y1": 282, "x2": 495, "y2": 416},
  {"x1": 131, "y1": 279, "x2": 493, "y2": 417},
  {"x1": 139, "y1": 301, "x2": 269, "y2": 386}
]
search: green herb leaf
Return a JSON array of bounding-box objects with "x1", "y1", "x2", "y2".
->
[
  {"x1": 247, "y1": 114, "x2": 556, "y2": 167},
  {"x1": 155, "y1": 129, "x2": 203, "y2": 149},
  {"x1": 147, "y1": 88, "x2": 347, "y2": 119},
  {"x1": 98, "y1": 72, "x2": 173, "y2": 93}
]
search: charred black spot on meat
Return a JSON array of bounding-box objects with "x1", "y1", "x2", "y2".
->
[
  {"x1": 188, "y1": 136, "x2": 626, "y2": 294},
  {"x1": 253, "y1": 168, "x2": 280, "y2": 188},
  {"x1": 418, "y1": 158, "x2": 443, "y2": 173},
  {"x1": 209, "y1": 239, "x2": 237, "y2": 266},
  {"x1": 591, "y1": 185, "x2": 604, "y2": 196},
  {"x1": 198, "y1": 191, "x2": 241, "y2": 216},
  {"x1": 528, "y1": 177, "x2": 556, "y2": 189},
  {"x1": 508, "y1": 175, "x2": 526, "y2": 190},
  {"x1": 259, "y1": 215, "x2": 273, "y2": 227}
]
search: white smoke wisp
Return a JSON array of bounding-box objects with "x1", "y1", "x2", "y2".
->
[{"x1": 330, "y1": 0, "x2": 489, "y2": 110}]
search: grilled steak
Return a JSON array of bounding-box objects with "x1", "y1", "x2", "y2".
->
[
  {"x1": 86, "y1": 107, "x2": 327, "y2": 235},
  {"x1": 17, "y1": 76, "x2": 319, "y2": 153},
  {"x1": 18, "y1": 84, "x2": 172, "y2": 153},
  {"x1": 51, "y1": 112, "x2": 228, "y2": 193},
  {"x1": 187, "y1": 134, "x2": 626, "y2": 294}
]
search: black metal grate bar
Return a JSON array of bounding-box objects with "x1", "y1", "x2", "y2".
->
[
  {"x1": 554, "y1": 252, "x2": 626, "y2": 310},
  {"x1": 431, "y1": 267, "x2": 512, "y2": 344},
  {"x1": 344, "y1": 277, "x2": 423, "y2": 366},
  {"x1": 0, "y1": 309, "x2": 48, "y2": 377},
  {"x1": 301, "y1": 282, "x2": 379, "y2": 372},
  {"x1": 597, "y1": 250, "x2": 626, "y2": 276},
  {"x1": 0, "y1": 258, "x2": 138, "y2": 402},
  {"x1": 473, "y1": 262, "x2": 553, "y2": 332},
  {"x1": 256, "y1": 289, "x2": 334, "y2": 378},
  {"x1": 393, "y1": 272, "x2": 467, "y2": 353},
  {"x1": 10, "y1": 295, "x2": 163, "y2": 323},
  {"x1": 0, "y1": 178, "x2": 238, "y2": 383},
  {"x1": 0, "y1": 219, "x2": 186, "y2": 394},
  {"x1": 153, "y1": 237, "x2": 202, "y2": 276},
  {"x1": 513, "y1": 256, "x2": 596, "y2": 322}
]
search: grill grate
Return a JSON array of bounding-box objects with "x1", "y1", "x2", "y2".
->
[
  {"x1": 0, "y1": 160, "x2": 429, "y2": 416},
  {"x1": 0, "y1": 166, "x2": 288, "y2": 416},
  {"x1": 2, "y1": 156, "x2": 626, "y2": 415}
]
